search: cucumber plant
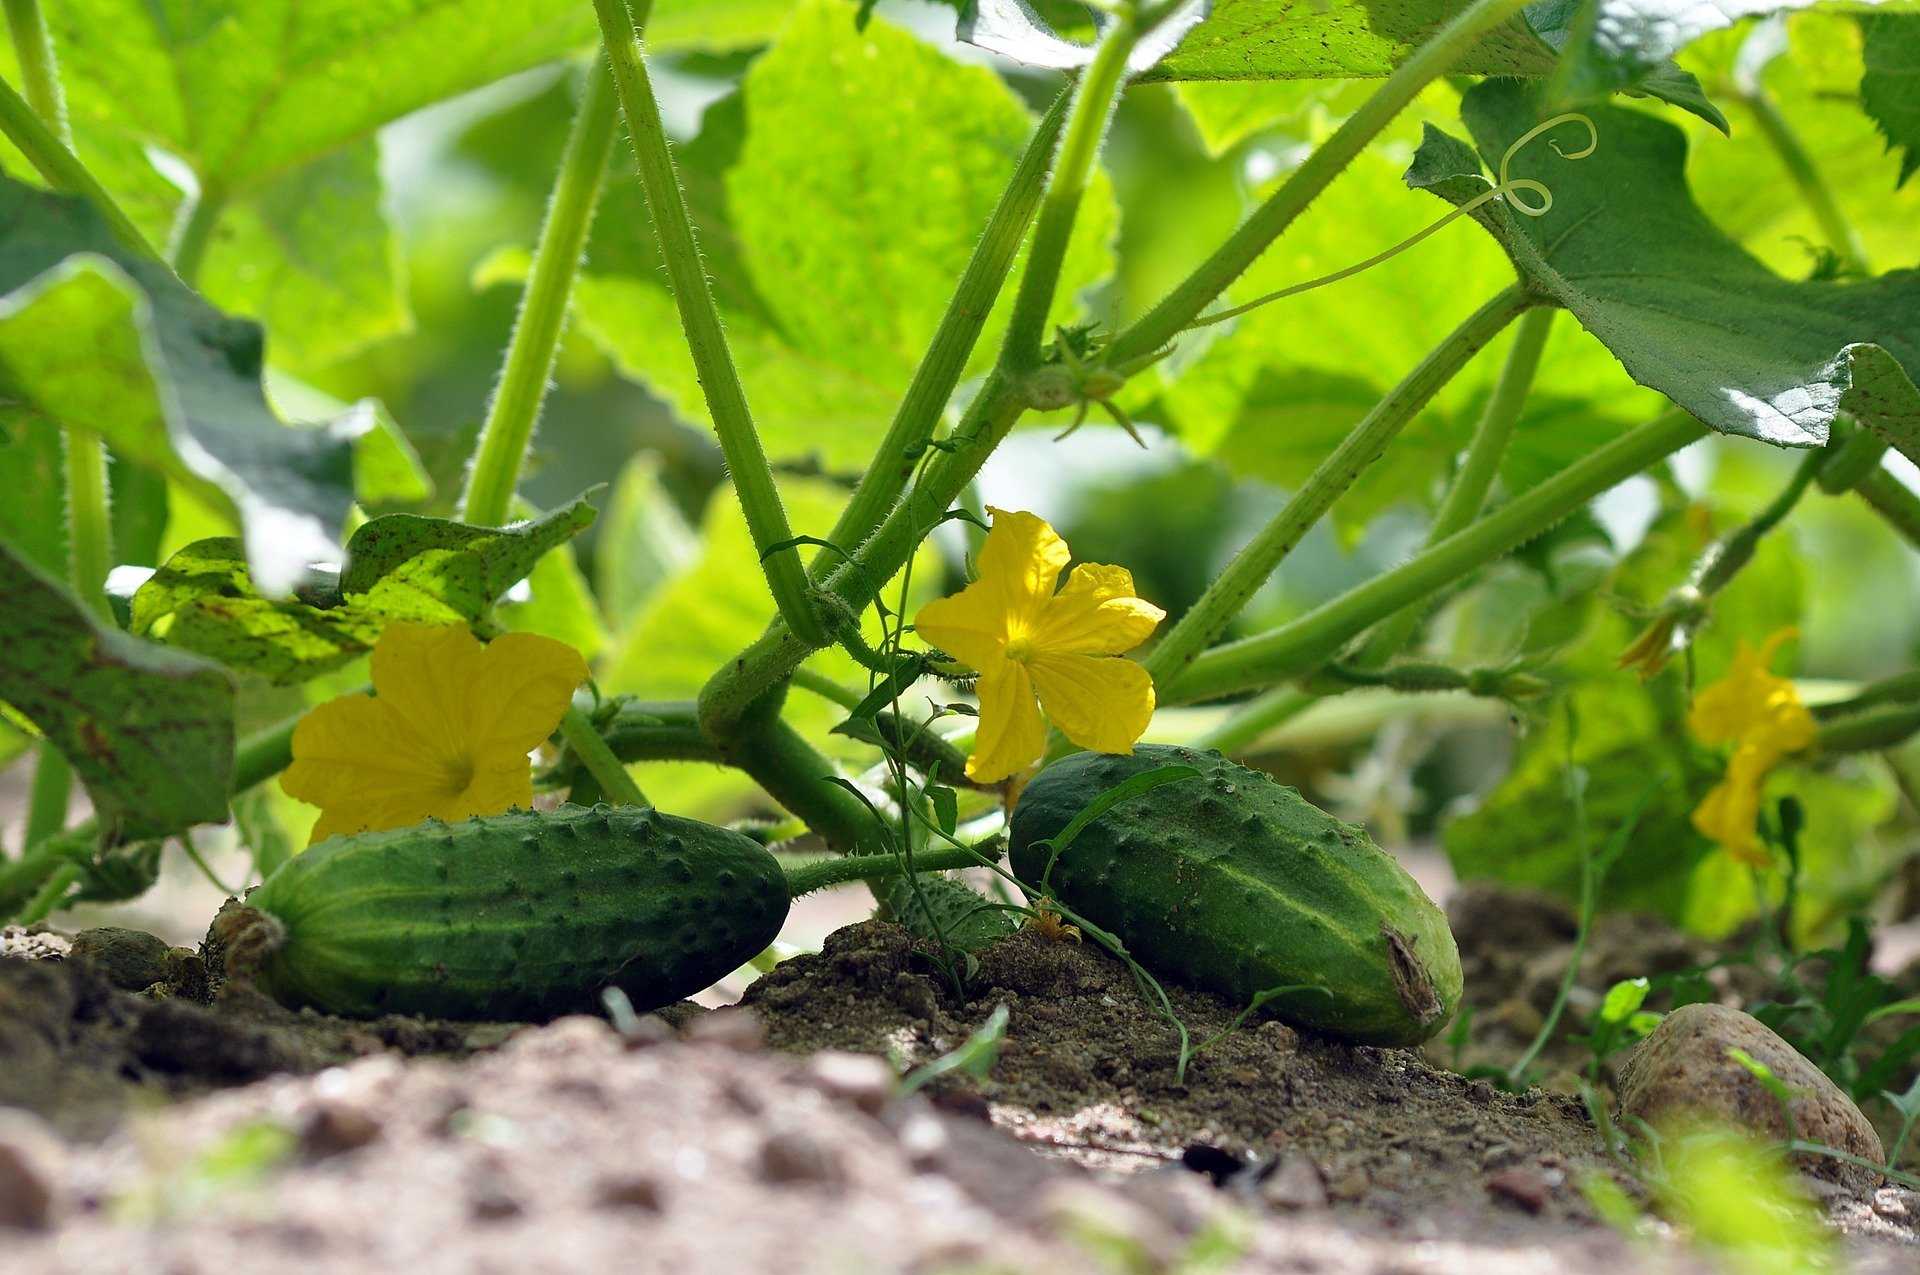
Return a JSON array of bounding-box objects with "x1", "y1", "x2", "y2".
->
[{"x1": 3, "y1": 0, "x2": 1920, "y2": 1054}]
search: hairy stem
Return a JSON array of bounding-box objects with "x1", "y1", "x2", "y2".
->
[
  {"x1": 784, "y1": 842, "x2": 996, "y2": 898},
  {"x1": 1356, "y1": 306, "x2": 1555, "y2": 664},
  {"x1": 0, "y1": 75, "x2": 152, "y2": 257},
  {"x1": 3, "y1": 0, "x2": 63, "y2": 138},
  {"x1": 817, "y1": 90, "x2": 1070, "y2": 573},
  {"x1": 714, "y1": 707, "x2": 884, "y2": 853},
  {"x1": 557, "y1": 705, "x2": 649, "y2": 807},
  {"x1": 1739, "y1": 85, "x2": 1870, "y2": 277},
  {"x1": 593, "y1": 0, "x2": 822, "y2": 645},
  {"x1": 1168, "y1": 410, "x2": 1708, "y2": 703},
  {"x1": 461, "y1": 60, "x2": 618, "y2": 526},
  {"x1": 1857, "y1": 468, "x2": 1920, "y2": 549},
  {"x1": 1144, "y1": 286, "x2": 1534, "y2": 689},
  {"x1": 1104, "y1": 0, "x2": 1534, "y2": 366}
]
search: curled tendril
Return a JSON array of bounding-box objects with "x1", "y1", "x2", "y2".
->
[{"x1": 1187, "y1": 112, "x2": 1598, "y2": 331}]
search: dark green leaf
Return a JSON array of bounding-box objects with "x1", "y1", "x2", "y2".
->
[
  {"x1": 0, "y1": 178, "x2": 364, "y2": 593},
  {"x1": 0, "y1": 543, "x2": 234, "y2": 839},
  {"x1": 1407, "y1": 79, "x2": 1920, "y2": 450},
  {"x1": 1861, "y1": 13, "x2": 1920, "y2": 186}
]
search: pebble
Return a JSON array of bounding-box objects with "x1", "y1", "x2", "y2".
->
[
  {"x1": 1260, "y1": 1153, "x2": 1328, "y2": 1211},
  {"x1": 758, "y1": 1129, "x2": 844, "y2": 1187},
  {"x1": 1617, "y1": 1003, "x2": 1883, "y2": 1190},
  {"x1": 594, "y1": 1172, "x2": 665, "y2": 1212},
  {"x1": 467, "y1": 1173, "x2": 523, "y2": 1221},
  {"x1": 299, "y1": 1100, "x2": 382, "y2": 1159},
  {"x1": 685, "y1": 1007, "x2": 765, "y2": 1051},
  {"x1": 1485, "y1": 1166, "x2": 1552, "y2": 1214},
  {"x1": 799, "y1": 1051, "x2": 896, "y2": 1116},
  {"x1": 67, "y1": 927, "x2": 172, "y2": 992},
  {"x1": 0, "y1": 1109, "x2": 62, "y2": 1229}
]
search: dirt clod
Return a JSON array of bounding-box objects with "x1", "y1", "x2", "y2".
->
[
  {"x1": 298, "y1": 1101, "x2": 382, "y2": 1159},
  {"x1": 1259, "y1": 1152, "x2": 1329, "y2": 1211},
  {"x1": 1618, "y1": 1003, "x2": 1884, "y2": 1189},
  {"x1": 757, "y1": 1128, "x2": 845, "y2": 1188},
  {"x1": 1486, "y1": 1166, "x2": 1553, "y2": 1214},
  {"x1": 0, "y1": 1110, "x2": 61, "y2": 1229},
  {"x1": 798, "y1": 1050, "x2": 895, "y2": 1116},
  {"x1": 67, "y1": 927, "x2": 172, "y2": 992}
]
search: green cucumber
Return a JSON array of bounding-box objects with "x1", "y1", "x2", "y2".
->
[
  {"x1": 233, "y1": 804, "x2": 788, "y2": 1020},
  {"x1": 882, "y1": 872, "x2": 1017, "y2": 954},
  {"x1": 1009, "y1": 745, "x2": 1461, "y2": 1046}
]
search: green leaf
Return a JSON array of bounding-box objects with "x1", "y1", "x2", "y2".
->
[
  {"x1": 0, "y1": 410, "x2": 67, "y2": 575},
  {"x1": 131, "y1": 495, "x2": 598, "y2": 683},
  {"x1": 1861, "y1": 13, "x2": 1920, "y2": 186},
  {"x1": 196, "y1": 141, "x2": 411, "y2": 371},
  {"x1": 0, "y1": 178, "x2": 365, "y2": 593},
  {"x1": 497, "y1": 526, "x2": 610, "y2": 662},
  {"x1": 0, "y1": 542, "x2": 234, "y2": 840},
  {"x1": 959, "y1": 0, "x2": 1213, "y2": 74},
  {"x1": 595, "y1": 454, "x2": 699, "y2": 631},
  {"x1": 566, "y1": 0, "x2": 1115, "y2": 469},
  {"x1": 1407, "y1": 79, "x2": 1920, "y2": 450}
]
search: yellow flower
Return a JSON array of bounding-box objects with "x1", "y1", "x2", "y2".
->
[
  {"x1": 914, "y1": 507, "x2": 1163, "y2": 784},
  {"x1": 1687, "y1": 627, "x2": 1815, "y2": 866},
  {"x1": 282, "y1": 623, "x2": 588, "y2": 844}
]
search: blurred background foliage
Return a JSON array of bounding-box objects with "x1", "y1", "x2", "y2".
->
[{"x1": 4, "y1": 0, "x2": 1918, "y2": 942}]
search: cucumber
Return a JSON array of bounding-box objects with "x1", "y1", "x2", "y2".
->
[
  {"x1": 881, "y1": 872, "x2": 1017, "y2": 954},
  {"x1": 1009, "y1": 745, "x2": 1461, "y2": 1046},
  {"x1": 233, "y1": 804, "x2": 788, "y2": 1020}
]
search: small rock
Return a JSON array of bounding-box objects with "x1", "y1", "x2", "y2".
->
[
  {"x1": 1260, "y1": 1153, "x2": 1328, "y2": 1211},
  {"x1": 1326, "y1": 1166, "x2": 1370, "y2": 1202},
  {"x1": 67, "y1": 927, "x2": 171, "y2": 992},
  {"x1": 0, "y1": 1110, "x2": 62, "y2": 1229},
  {"x1": 594, "y1": 1173, "x2": 665, "y2": 1212},
  {"x1": 299, "y1": 1100, "x2": 382, "y2": 1159},
  {"x1": 893, "y1": 1110, "x2": 949, "y2": 1169},
  {"x1": 468, "y1": 1175, "x2": 523, "y2": 1221},
  {"x1": 685, "y1": 1007, "x2": 765, "y2": 1051},
  {"x1": 1486, "y1": 1167, "x2": 1552, "y2": 1214},
  {"x1": 799, "y1": 1051, "x2": 896, "y2": 1116},
  {"x1": 503, "y1": 1015, "x2": 618, "y2": 1059},
  {"x1": 758, "y1": 1129, "x2": 844, "y2": 1187},
  {"x1": 1617, "y1": 1003, "x2": 1883, "y2": 1191}
]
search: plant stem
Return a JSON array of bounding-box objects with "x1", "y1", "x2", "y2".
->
[
  {"x1": 1813, "y1": 669, "x2": 1920, "y2": 721},
  {"x1": 3, "y1": 0, "x2": 63, "y2": 138},
  {"x1": 63, "y1": 430, "x2": 112, "y2": 612},
  {"x1": 1143, "y1": 286, "x2": 1534, "y2": 690},
  {"x1": 714, "y1": 708, "x2": 884, "y2": 852},
  {"x1": 783, "y1": 842, "x2": 996, "y2": 898},
  {"x1": 999, "y1": 13, "x2": 1136, "y2": 371},
  {"x1": 1168, "y1": 410, "x2": 1708, "y2": 703},
  {"x1": 592, "y1": 0, "x2": 823, "y2": 646},
  {"x1": 1857, "y1": 468, "x2": 1920, "y2": 549},
  {"x1": 817, "y1": 90, "x2": 1070, "y2": 574},
  {"x1": 21, "y1": 747, "x2": 71, "y2": 848},
  {"x1": 460, "y1": 60, "x2": 618, "y2": 526},
  {"x1": 1195, "y1": 687, "x2": 1318, "y2": 754},
  {"x1": 1817, "y1": 703, "x2": 1920, "y2": 757},
  {"x1": 0, "y1": 75, "x2": 152, "y2": 257},
  {"x1": 1738, "y1": 85, "x2": 1870, "y2": 278},
  {"x1": 788, "y1": 667, "x2": 862, "y2": 710},
  {"x1": 168, "y1": 185, "x2": 227, "y2": 290},
  {"x1": 1104, "y1": 0, "x2": 1534, "y2": 367},
  {"x1": 590, "y1": 698, "x2": 724, "y2": 765},
  {"x1": 557, "y1": 705, "x2": 649, "y2": 807}
]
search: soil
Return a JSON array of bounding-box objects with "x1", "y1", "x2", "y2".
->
[{"x1": 2, "y1": 892, "x2": 1919, "y2": 1273}]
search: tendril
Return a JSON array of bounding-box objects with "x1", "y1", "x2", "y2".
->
[{"x1": 1186, "y1": 112, "x2": 1597, "y2": 331}]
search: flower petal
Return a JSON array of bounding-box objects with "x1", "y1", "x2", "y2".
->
[
  {"x1": 1029, "y1": 652, "x2": 1155, "y2": 755},
  {"x1": 464, "y1": 631, "x2": 590, "y2": 757},
  {"x1": 367, "y1": 623, "x2": 492, "y2": 762},
  {"x1": 281, "y1": 694, "x2": 451, "y2": 810},
  {"x1": 1032, "y1": 563, "x2": 1164, "y2": 655},
  {"x1": 976, "y1": 507, "x2": 1068, "y2": 628},
  {"x1": 966, "y1": 660, "x2": 1047, "y2": 783},
  {"x1": 914, "y1": 582, "x2": 1011, "y2": 672}
]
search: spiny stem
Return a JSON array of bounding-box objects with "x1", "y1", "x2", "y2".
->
[
  {"x1": 1105, "y1": 0, "x2": 1536, "y2": 365},
  {"x1": 1355, "y1": 305, "x2": 1555, "y2": 664},
  {"x1": 3, "y1": 0, "x2": 64, "y2": 138},
  {"x1": 816, "y1": 90, "x2": 1070, "y2": 575},
  {"x1": 1167, "y1": 410, "x2": 1708, "y2": 703},
  {"x1": 461, "y1": 60, "x2": 618, "y2": 527},
  {"x1": 1143, "y1": 285, "x2": 1534, "y2": 689},
  {"x1": 998, "y1": 12, "x2": 1137, "y2": 371},
  {"x1": 557, "y1": 705, "x2": 649, "y2": 807},
  {"x1": 592, "y1": 0, "x2": 824, "y2": 646},
  {"x1": 784, "y1": 843, "x2": 996, "y2": 898}
]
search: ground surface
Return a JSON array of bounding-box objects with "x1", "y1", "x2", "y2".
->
[{"x1": 1, "y1": 891, "x2": 1918, "y2": 1273}]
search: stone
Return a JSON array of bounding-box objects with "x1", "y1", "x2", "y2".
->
[
  {"x1": 1260, "y1": 1153, "x2": 1328, "y2": 1211},
  {"x1": 594, "y1": 1173, "x2": 665, "y2": 1212},
  {"x1": 799, "y1": 1051, "x2": 896, "y2": 1116},
  {"x1": 299, "y1": 1100, "x2": 382, "y2": 1159},
  {"x1": 758, "y1": 1129, "x2": 844, "y2": 1187},
  {"x1": 67, "y1": 927, "x2": 171, "y2": 992},
  {"x1": 1617, "y1": 1003, "x2": 1883, "y2": 1191},
  {"x1": 0, "y1": 1109, "x2": 62, "y2": 1229},
  {"x1": 1486, "y1": 1166, "x2": 1552, "y2": 1213}
]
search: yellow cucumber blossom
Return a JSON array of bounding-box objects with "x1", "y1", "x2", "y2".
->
[
  {"x1": 913, "y1": 507, "x2": 1164, "y2": 784},
  {"x1": 282, "y1": 623, "x2": 588, "y2": 844},
  {"x1": 1687, "y1": 627, "x2": 1815, "y2": 866}
]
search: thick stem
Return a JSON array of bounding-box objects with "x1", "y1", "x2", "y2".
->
[
  {"x1": 3, "y1": 0, "x2": 64, "y2": 140},
  {"x1": 1168, "y1": 410, "x2": 1708, "y2": 703},
  {"x1": 21, "y1": 747, "x2": 70, "y2": 848},
  {"x1": 1143, "y1": 286, "x2": 1533, "y2": 689},
  {"x1": 1105, "y1": 0, "x2": 1535, "y2": 366},
  {"x1": 1818, "y1": 704, "x2": 1920, "y2": 756},
  {"x1": 1857, "y1": 468, "x2": 1920, "y2": 549},
  {"x1": 592, "y1": 0, "x2": 823, "y2": 646},
  {"x1": 715, "y1": 709, "x2": 884, "y2": 853},
  {"x1": 816, "y1": 91, "x2": 1070, "y2": 574},
  {"x1": 557, "y1": 705, "x2": 649, "y2": 807},
  {"x1": 1739, "y1": 86, "x2": 1870, "y2": 278},
  {"x1": 593, "y1": 698, "x2": 725, "y2": 765},
  {"x1": 998, "y1": 15, "x2": 1136, "y2": 371},
  {"x1": 1356, "y1": 306, "x2": 1555, "y2": 664},
  {"x1": 461, "y1": 61, "x2": 618, "y2": 526},
  {"x1": 63, "y1": 430, "x2": 112, "y2": 612},
  {"x1": 168, "y1": 185, "x2": 227, "y2": 290},
  {"x1": 784, "y1": 842, "x2": 994, "y2": 898},
  {"x1": 0, "y1": 75, "x2": 153, "y2": 257},
  {"x1": 1194, "y1": 687, "x2": 1318, "y2": 754}
]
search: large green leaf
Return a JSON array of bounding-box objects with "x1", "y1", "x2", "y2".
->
[
  {"x1": 1861, "y1": 13, "x2": 1920, "y2": 186},
  {"x1": 1406, "y1": 79, "x2": 1920, "y2": 450},
  {"x1": 131, "y1": 496, "x2": 597, "y2": 683},
  {"x1": 0, "y1": 543, "x2": 234, "y2": 839},
  {"x1": 0, "y1": 179, "x2": 365, "y2": 593},
  {"x1": 1532, "y1": 0, "x2": 1918, "y2": 107},
  {"x1": 564, "y1": 0, "x2": 1115, "y2": 470}
]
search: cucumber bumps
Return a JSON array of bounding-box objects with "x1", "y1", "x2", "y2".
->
[
  {"x1": 1010, "y1": 746, "x2": 1461, "y2": 1046},
  {"x1": 223, "y1": 804, "x2": 788, "y2": 1020}
]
